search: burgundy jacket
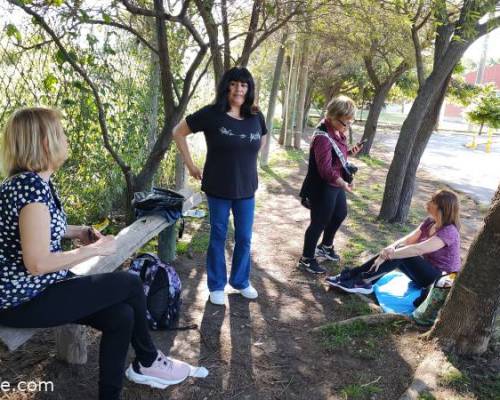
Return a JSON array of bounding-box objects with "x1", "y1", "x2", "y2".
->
[{"x1": 311, "y1": 119, "x2": 349, "y2": 188}]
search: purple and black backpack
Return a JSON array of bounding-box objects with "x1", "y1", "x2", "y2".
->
[{"x1": 129, "y1": 253, "x2": 195, "y2": 330}]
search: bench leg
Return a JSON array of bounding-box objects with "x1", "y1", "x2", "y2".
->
[
  {"x1": 55, "y1": 325, "x2": 88, "y2": 364},
  {"x1": 158, "y1": 223, "x2": 177, "y2": 263}
]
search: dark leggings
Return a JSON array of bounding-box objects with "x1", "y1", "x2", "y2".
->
[
  {"x1": 350, "y1": 255, "x2": 442, "y2": 288},
  {"x1": 302, "y1": 185, "x2": 347, "y2": 258},
  {"x1": 0, "y1": 272, "x2": 158, "y2": 400}
]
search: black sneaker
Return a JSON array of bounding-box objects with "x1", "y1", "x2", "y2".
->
[
  {"x1": 315, "y1": 244, "x2": 340, "y2": 262},
  {"x1": 325, "y1": 268, "x2": 354, "y2": 285},
  {"x1": 298, "y1": 257, "x2": 327, "y2": 274},
  {"x1": 328, "y1": 278, "x2": 373, "y2": 294}
]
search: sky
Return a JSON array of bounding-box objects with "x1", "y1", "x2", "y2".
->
[{"x1": 463, "y1": 26, "x2": 500, "y2": 63}]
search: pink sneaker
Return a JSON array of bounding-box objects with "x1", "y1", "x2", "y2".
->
[{"x1": 125, "y1": 351, "x2": 190, "y2": 389}]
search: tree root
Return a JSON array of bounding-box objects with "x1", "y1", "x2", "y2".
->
[
  {"x1": 311, "y1": 313, "x2": 409, "y2": 332},
  {"x1": 354, "y1": 293, "x2": 384, "y2": 313},
  {"x1": 399, "y1": 349, "x2": 450, "y2": 400}
]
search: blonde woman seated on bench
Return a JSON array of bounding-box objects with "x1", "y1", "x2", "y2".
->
[{"x1": 0, "y1": 108, "x2": 193, "y2": 400}]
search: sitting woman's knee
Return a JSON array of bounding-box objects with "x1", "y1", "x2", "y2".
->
[{"x1": 107, "y1": 303, "x2": 134, "y2": 332}]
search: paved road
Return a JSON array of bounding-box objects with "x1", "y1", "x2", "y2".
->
[{"x1": 376, "y1": 130, "x2": 500, "y2": 205}]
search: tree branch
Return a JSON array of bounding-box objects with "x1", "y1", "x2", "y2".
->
[
  {"x1": 238, "y1": 0, "x2": 262, "y2": 67},
  {"x1": 221, "y1": 0, "x2": 231, "y2": 70},
  {"x1": 178, "y1": 45, "x2": 208, "y2": 111},
  {"x1": 85, "y1": 19, "x2": 158, "y2": 55}
]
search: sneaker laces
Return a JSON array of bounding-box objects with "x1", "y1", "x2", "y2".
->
[{"x1": 155, "y1": 351, "x2": 174, "y2": 371}]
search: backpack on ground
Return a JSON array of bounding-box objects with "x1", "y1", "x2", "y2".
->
[
  {"x1": 412, "y1": 273, "x2": 456, "y2": 326},
  {"x1": 128, "y1": 253, "x2": 196, "y2": 331}
]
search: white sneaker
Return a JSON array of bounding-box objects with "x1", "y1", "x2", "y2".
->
[
  {"x1": 238, "y1": 284, "x2": 258, "y2": 299},
  {"x1": 209, "y1": 290, "x2": 225, "y2": 305}
]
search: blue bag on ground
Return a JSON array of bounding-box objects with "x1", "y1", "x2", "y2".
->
[
  {"x1": 128, "y1": 253, "x2": 196, "y2": 331},
  {"x1": 373, "y1": 271, "x2": 421, "y2": 316}
]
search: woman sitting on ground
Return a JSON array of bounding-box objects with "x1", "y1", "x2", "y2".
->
[
  {"x1": 0, "y1": 108, "x2": 194, "y2": 400},
  {"x1": 327, "y1": 189, "x2": 461, "y2": 294}
]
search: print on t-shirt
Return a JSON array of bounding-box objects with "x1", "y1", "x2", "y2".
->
[{"x1": 186, "y1": 105, "x2": 268, "y2": 199}]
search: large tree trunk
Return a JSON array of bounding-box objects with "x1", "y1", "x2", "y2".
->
[
  {"x1": 378, "y1": 42, "x2": 466, "y2": 221},
  {"x1": 429, "y1": 185, "x2": 500, "y2": 355},
  {"x1": 359, "y1": 82, "x2": 392, "y2": 155},
  {"x1": 261, "y1": 32, "x2": 287, "y2": 167},
  {"x1": 391, "y1": 74, "x2": 451, "y2": 222},
  {"x1": 294, "y1": 34, "x2": 309, "y2": 149}
]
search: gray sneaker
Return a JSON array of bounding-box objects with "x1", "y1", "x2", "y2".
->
[
  {"x1": 299, "y1": 257, "x2": 327, "y2": 274},
  {"x1": 315, "y1": 244, "x2": 341, "y2": 262}
]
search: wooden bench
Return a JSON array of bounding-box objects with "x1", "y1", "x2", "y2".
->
[{"x1": 0, "y1": 189, "x2": 202, "y2": 364}]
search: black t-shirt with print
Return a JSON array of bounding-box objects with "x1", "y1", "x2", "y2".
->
[{"x1": 186, "y1": 105, "x2": 267, "y2": 199}]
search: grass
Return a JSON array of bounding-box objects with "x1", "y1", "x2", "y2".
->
[
  {"x1": 357, "y1": 155, "x2": 386, "y2": 168},
  {"x1": 439, "y1": 366, "x2": 470, "y2": 389},
  {"x1": 344, "y1": 298, "x2": 373, "y2": 316},
  {"x1": 259, "y1": 145, "x2": 307, "y2": 184},
  {"x1": 340, "y1": 382, "x2": 382, "y2": 399}
]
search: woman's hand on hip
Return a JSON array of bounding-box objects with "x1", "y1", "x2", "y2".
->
[{"x1": 187, "y1": 164, "x2": 202, "y2": 180}]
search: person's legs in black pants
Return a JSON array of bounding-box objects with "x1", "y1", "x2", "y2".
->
[
  {"x1": 77, "y1": 303, "x2": 135, "y2": 399},
  {"x1": 348, "y1": 256, "x2": 441, "y2": 287},
  {"x1": 302, "y1": 186, "x2": 343, "y2": 258},
  {"x1": 0, "y1": 272, "x2": 158, "y2": 400},
  {"x1": 320, "y1": 188, "x2": 347, "y2": 247}
]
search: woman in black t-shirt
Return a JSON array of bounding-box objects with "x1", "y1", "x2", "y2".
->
[{"x1": 173, "y1": 67, "x2": 267, "y2": 306}]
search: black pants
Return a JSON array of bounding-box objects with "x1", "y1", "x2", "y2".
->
[
  {"x1": 0, "y1": 272, "x2": 158, "y2": 400},
  {"x1": 350, "y1": 255, "x2": 442, "y2": 288},
  {"x1": 302, "y1": 185, "x2": 347, "y2": 258}
]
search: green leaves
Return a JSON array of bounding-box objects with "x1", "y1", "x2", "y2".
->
[
  {"x1": 5, "y1": 24, "x2": 22, "y2": 42},
  {"x1": 466, "y1": 85, "x2": 500, "y2": 129},
  {"x1": 43, "y1": 73, "x2": 58, "y2": 92}
]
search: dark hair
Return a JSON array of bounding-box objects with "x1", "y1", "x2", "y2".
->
[{"x1": 214, "y1": 67, "x2": 257, "y2": 118}]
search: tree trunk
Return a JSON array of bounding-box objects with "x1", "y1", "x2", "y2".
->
[
  {"x1": 285, "y1": 42, "x2": 300, "y2": 148},
  {"x1": 359, "y1": 82, "x2": 392, "y2": 156},
  {"x1": 429, "y1": 185, "x2": 500, "y2": 355},
  {"x1": 280, "y1": 46, "x2": 295, "y2": 146},
  {"x1": 146, "y1": 41, "x2": 160, "y2": 154},
  {"x1": 391, "y1": 74, "x2": 451, "y2": 223},
  {"x1": 175, "y1": 151, "x2": 187, "y2": 190},
  {"x1": 378, "y1": 42, "x2": 466, "y2": 221},
  {"x1": 294, "y1": 34, "x2": 309, "y2": 149},
  {"x1": 261, "y1": 32, "x2": 287, "y2": 167}
]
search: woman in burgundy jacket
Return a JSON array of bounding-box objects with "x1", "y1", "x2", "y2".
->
[{"x1": 299, "y1": 96, "x2": 362, "y2": 274}]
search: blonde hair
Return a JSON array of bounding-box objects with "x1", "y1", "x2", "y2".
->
[
  {"x1": 325, "y1": 96, "x2": 356, "y2": 120},
  {"x1": 431, "y1": 189, "x2": 461, "y2": 229},
  {"x1": 1, "y1": 107, "x2": 66, "y2": 177}
]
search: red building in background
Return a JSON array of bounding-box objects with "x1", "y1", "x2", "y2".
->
[{"x1": 443, "y1": 64, "x2": 500, "y2": 121}]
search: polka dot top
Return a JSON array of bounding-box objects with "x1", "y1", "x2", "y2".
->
[{"x1": 0, "y1": 172, "x2": 68, "y2": 310}]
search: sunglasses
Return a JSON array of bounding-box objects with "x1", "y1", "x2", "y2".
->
[{"x1": 337, "y1": 119, "x2": 353, "y2": 127}]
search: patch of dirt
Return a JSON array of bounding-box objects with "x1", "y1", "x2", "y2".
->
[{"x1": 0, "y1": 135, "x2": 495, "y2": 400}]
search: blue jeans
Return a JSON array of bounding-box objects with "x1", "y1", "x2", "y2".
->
[{"x1": 206, "y1": 196, "x2": 255, "y2": 291}]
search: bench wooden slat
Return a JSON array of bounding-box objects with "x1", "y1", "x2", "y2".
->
[{"x1": 0, "y1": 190, "x2": 202, "y2": 353}]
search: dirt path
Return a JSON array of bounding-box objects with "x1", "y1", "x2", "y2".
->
[{"x1": 0, "y1": 135, "x2": 496, "y2": 400}]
